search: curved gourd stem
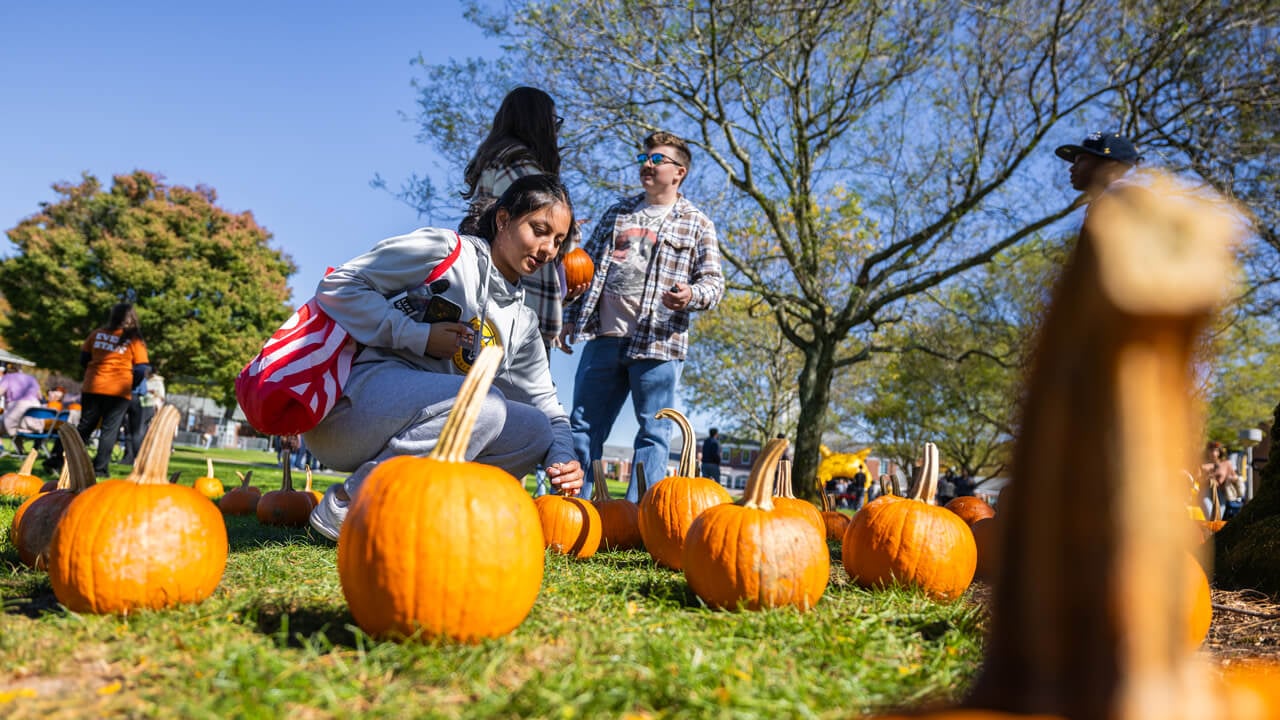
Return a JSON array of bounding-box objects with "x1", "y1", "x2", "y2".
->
[
  {"x1": 742, "y1": 438, "x2": 789, "y2": 511},
  {"x1": 56, "y1": 424, "x2": 95, "y2": 493},
  {"x1": 235, "y1": 470, "x2": 254, "y2": 489},
  {"x1": 168, "y1": 471, "x2": 182, "y2": 484},
  {"x1": 775, "y1": 458, "x2": 794, "y2": 498},
  {"x1": 305, "y1": 466, "x2": 315, "y2": 495},
  {"x1": 18, "y1": 450, "x2": 37, "y2": 476},
  {"x1": 127, "y1": 404, "x2": 180, "y2": 485},
  {"x1": 818, "y1": 476, "x2": 833, "y2": 512},
  {"x1": 205, "y1": 457, "x2": 214, "y2": 478},
  {"x1": 430, "y1": 345, "x2": 504, "y2": 464},
  {"x1": 280, "y1": 461, "x2": 294, "y2": 492},
  {"x1": 653, "y1": 408, "x2": 697, "y2": 477},
  {"x1": 879, "y1": 475, "x2": 894, "y2": 497},
  {"x1": 1211, "y1": 482, "x2": 1221, "y2": 522},
  {"x1": 907, "y1": 443, "x2": 939, "y2": 503},
  {"x1": 590, "y1": 460, "x2": 610, "y2": 502}
]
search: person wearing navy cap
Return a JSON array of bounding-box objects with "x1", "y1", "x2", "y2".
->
[{"x1": 1055, "y1": 131, "x2": 1143, "y2": 200}]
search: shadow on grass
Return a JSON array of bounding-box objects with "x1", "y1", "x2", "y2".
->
[
  {"x1": 2, "y1": 578, "x2": 65, "y2": 619},
  {"x1": 634, "y1": 571, "x2": 702, "y2": 607},
  {"x1": 252, "y1": 599, "x2": 359, "y2": 649},
  {"x1": 223, "y1": 515, "x2": 336, "y2": 553}
]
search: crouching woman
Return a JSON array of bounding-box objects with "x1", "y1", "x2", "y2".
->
[{"x1": 306, "y1": 174, "x2": 584, "y2": 540}]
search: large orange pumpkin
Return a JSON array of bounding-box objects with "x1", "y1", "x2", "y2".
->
[
  {"x1": 12, "y1": 426, "x2": 95, "y2": 569},
  {"x1": 46, "y1": 405, "x2": 228, "y2": 614},
  {"x1": 337, "y1": 346, "x2": 544, "y2": 642},
  {"x1": 590, "y1": 459, "x2": 645, "y2": 550},
  {"x1": 637, "y1": 408, "x2": 732, "y2": 570},
  {"x1": 561, "y1": 247, "x2": 594, "y2": 290},
  {"x1": 534, "y1": 492, "x2": 602, "y2": 558},
  {"x1": 257, "y1": 463, "x2": 318, "y2": 527},
  {"x1": 842, "y1": 442, "x2": 976, "y2": 600},
  {"x1": 683, "y1": 438, "x2": 829, "y2": 611},
  {"x1": 219, "y1": 470, "x2": 262, "y2": 515},
  {"x1": 0, "y1": 450, "x2": 45, "y2": 500},
  {"x1": 194, "y1": 458, "x2": 225, "y2": 500}
]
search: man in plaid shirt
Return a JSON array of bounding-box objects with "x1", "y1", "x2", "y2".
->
[{"x1": 560, "y1": 131, "x2": 724, "y2": 501}]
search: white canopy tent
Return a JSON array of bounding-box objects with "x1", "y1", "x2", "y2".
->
[{"x1": 0, "y1": 348, "x2": 36, "y2": 367}]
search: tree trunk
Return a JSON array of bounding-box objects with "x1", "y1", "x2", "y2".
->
[
  {"x1": 1213, "y1": 401, "x2": 1280, "y2": 596},
  {"x1": 791, "y1": 339, "x2": 838, "y2": 501}
]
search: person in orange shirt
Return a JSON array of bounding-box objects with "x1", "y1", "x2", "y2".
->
[{"x1": 46, "y1": 303, "x2": 150, "y2": 476}]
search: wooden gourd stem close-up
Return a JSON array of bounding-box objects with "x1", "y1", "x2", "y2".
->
[
  {"x1": 907, "y1": 443, "x2": 940, "y2": 504},
  {"x1": 654, "y1": 408, "x2": 698, "y2": 478},
  {"x1": 741, "y1": 439, "x2": 789, "y2": 510},
  {"x1": 128, "y1": 405, "x2": 183, "y2": 485},
  {"x1": 963, "y1": 174, "x2": 1241, "y2": 719}
]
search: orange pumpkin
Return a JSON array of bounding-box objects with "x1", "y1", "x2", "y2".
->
[
  {"x1": 683, "y1": 438, "x2": 829, "y2": 611},
  {"x1": 561, "y1": 247, "x2": 594, "y2": 290},
  {"x1": 945, "y1": 495, "x2": 995, "y2": 526},
  {"x1": 219, "y1": 470, "x2": 262, "y2": 515},
  {"x1": 590, "y1": 459, "x2": 645, "y2": 550},
  {"x1": 337, "y1": 346, "x2": 544, "y2": 642},
  {"x1": 0, "y1": 451, "x2": 45, "y2": 500},
  {"x1": 194, "y1": 458, "x2": 225, "y2": 500},
  {"x1": 12, "y1": 426, "x2": 95, "y2": 569},
  {"x1": 534, "y1": 492, "x2": 602, "y2": 558},
  {"x1": 637, "y1": 408, "x2": 732, "y2": 570},
  {"x1": 46, "y1": 405, "x2": 228, "y2": 613},
  {"x1": 842, "y1": 442, "x2": 976, "y2": 600},
  {"x1": 257, "y1": 463, "x2": 318, "y2": 527},
  {"x1": 1185, "y1": 552, "x2": 1212, "y2": 649},
  {"x1": 772, "y1": 457, "x2": 825, "y2": 538},
  {"x1": 816, "y1": 481, "x2": 850, "y2": 542},
  {"x1": 970, "y1": 517, "x2": 1000, "y2": 582}
]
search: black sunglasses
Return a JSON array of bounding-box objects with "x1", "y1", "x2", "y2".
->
[{"x1": 636, "y1": 152, "x2": 683, "y2": 167}]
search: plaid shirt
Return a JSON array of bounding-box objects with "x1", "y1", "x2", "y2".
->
[
  {"x1": 461, "y1": 153, "x2": 576, "y2": 349},
  {"x1": 564, "y1": 193, "x2": 723, "y2": 360}
]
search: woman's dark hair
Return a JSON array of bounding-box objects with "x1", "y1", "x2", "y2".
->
[
  {"x1": 474, "y1": 174, "x2": 574, "y2": 243},
  {"x1": 106, "y1": 302, "x2": 142, "y2": 342},
  {"x1": 461, "y1": 87, "x2": 561, "y2": 201}
]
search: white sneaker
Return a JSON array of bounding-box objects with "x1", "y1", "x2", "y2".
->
[{"x1": 309, "y1": 483, "x2": 349, "y2": 542}]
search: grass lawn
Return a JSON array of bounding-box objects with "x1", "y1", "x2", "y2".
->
[{"x1": 0, "y1": 451, "x2": 986, "y2": 719}]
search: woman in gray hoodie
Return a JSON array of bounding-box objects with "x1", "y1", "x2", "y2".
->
[{"x1": 307, "y1": 175, "x2": 584, "y2": 540}]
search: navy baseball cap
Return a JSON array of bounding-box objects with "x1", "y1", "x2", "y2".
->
[{"x1": 1055, "y1": 131, "x2": 1142, "y2": 165}]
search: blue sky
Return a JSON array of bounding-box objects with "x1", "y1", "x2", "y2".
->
[{"x1": 0, "y1": 1, "x2": 657, "y2": 447}]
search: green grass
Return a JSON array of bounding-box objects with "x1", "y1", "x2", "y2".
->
[{"x1": 0, "y1": 452, "x2": 987, "y2": 719}]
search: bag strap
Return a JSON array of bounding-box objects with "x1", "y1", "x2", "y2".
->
[{"x1": 326, "y1": 230, "x2": 464, "y2": 283}]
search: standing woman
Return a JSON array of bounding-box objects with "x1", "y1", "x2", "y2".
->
[
  {"x1": 307, "y1": 174, "x2": 585, "y2": 541},
  {"x1": 459, "y1": 86, "x2": 579, "y2": 350},
  {"x1": 70, "y1": 303, "x2": 150, "y2": 477}
]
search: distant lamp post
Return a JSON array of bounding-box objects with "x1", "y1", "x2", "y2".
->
[{"x1": 1238, "y1": 427, "x2": 1265, "y2": 501}]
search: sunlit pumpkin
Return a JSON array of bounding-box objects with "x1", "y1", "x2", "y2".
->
[
  {"x1": 534, "y1": 491, "x2": 602, "y2": 559},
  {"x1": 817, "y1": 481, "x2": 851, "y2": 543},
  {"x1": 945, "y1": 495, "x2": 995, "y2": 526},
  {"x1": 219, "y1": 471, "x2": 262, "y2": 515},
  {"x1": 46, "y1": 405, "x2": 228, "y2": 613},
  {"x1": 12, "y1": 426, "x2": 95, "y2": 569},
  {"x1": 194, "y1": 458, "x2": 225, "y2": 500},
  {"x1": 683, "y1": 438, "x2": 829, "y2": 611},
  {"x1": 337, "y1": 346, "x2": 544, "y2": 642},
  {"x1": 561, "y1": 247, "x2": 594, "y2": 290},
  {"x1": 590, "y1": 459, "x2": 645, "y2": 550},
  {"x1": 0, "y1": 451, "x2": 45, "y2": 500},
  {"x1": 257, "y1": 463, "x2": 319, "y2": 527},
  {"x1": 637, "y1": 408, "x2": 732, "y2": 570},
  {"x1": 842, "y1": 442, "x2": 976, "y2": 601}
]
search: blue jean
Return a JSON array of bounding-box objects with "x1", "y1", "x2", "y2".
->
[{"x1": 570, "y1": 337, "x2": 682, "y2": 502}]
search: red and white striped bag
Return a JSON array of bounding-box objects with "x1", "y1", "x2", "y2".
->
[{"x1": 235, "y1": 238, "x2": 461, "y2": 435}]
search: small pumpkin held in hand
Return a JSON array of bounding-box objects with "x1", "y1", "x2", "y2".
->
[
  {"x1": 46, "y1": 405, "x2": 228, "y2": 614},
  {"x1": 561, "y1": 247, "x2": 594, "y2": 290}
]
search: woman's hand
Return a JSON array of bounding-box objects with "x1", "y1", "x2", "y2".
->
[
  {"x1": 425, "y1": 322, "x2": 474, "y2": 359},
  {"x1": 546, "y1": 460, "x2": 584, "y2": 496}
]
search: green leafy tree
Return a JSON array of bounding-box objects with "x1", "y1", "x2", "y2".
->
[
  {"x1": 0, "y1": 171, "x2": 295, "y2": 410},
  {"x1": 407, "y1": 0, "x2": 1280, "y2": 493}
]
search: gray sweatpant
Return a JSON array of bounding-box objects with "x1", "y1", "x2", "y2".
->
[{"x1": 304, "y1": 361, "x2": 550, "y2": 540}]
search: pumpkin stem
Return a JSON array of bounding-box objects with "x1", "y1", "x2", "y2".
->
[
  {"x1": 235, "y1": 470, "x2": 254, "y2": 489},
  {"x1": 654, "y1": 408, "x2": 697, "y2": 477},
  {"x1": 818, "y1": 476, "x2": 832, "y2": 511},
  {"x1": 169, "y1": 471, "x2": 182, "y2": 484},
  {"x1": 429, "y1": 345, "x2": 505, "y2": 463},
  {"x1": 590, "y1": 460, "x2": 610, "y2": 502},
  {"x1": 126, "y1": 404, "x2": 180, "y2": 485},
  {"x1": 775, "y1": 458, "x2": 797, "y2": 499},
  {"x1": 205, "y1": 457, "x2": 214, "y2": 478},
  {"x1": 1210, "y1": 481, "x2": 1221, "y2": 522},
  {"x1": 634, "y1": 461, "x2": 647, "y2": 498},
  {"x1": 742, "y1": 438, "x2": 789, "y2": 510},
  {"x1": 280, "y1": 460, "x2": 294, "y2": 492},
  {"x1": 18, "y1": 450, "x2": 37, "y2": 476},
  {"x1": 305, "y1": 465, "x2": 314, "y2": 494},
  {"x1": 55, "y1": 424, "x2": 96, "y2": 493},
  {"x1": 906, "y1": 443, "x2": 939, "y2": 504}
]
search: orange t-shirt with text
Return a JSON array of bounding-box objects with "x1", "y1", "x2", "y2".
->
[{"x1": 81, "y1": 328, "x2": 149, "y2": 399}]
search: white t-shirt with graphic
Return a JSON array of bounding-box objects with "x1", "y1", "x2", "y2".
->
[{"x1": 597, "y1": 200, "x2": 674, "y2": 336}]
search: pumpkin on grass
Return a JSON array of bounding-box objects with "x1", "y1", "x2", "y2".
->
[
  {"x1": 11, "y1": 426, "x2": 95, "y2": 569},
  {"x1": 337, "y1": 346, "x2": 544, "y2": 642},
  {"x1": 817, "y1": 481, "x2": 850, "y2": 543},
  {"x1": 534, "y1": 483, "x2": 602, "y2": 559},
  {"x1": 842, "y1": 442, "x2": 977, "y2": 601},
  {"x1": 637, "y1": 408, "x2": 732, "y2": 570},
  {"x1": 219, "y1": 471, "x2": 262, "y2": 515},
  {"x1": 46, "y1": 405, "x2": 227, "y2": 614},
  {"x1": 0, "y1": 451, "x2": 45, "y2": 500},
  {"x1": 590, "y1": 459, "x2": 645, "y2": 550},
  {"x1": 944, "y1": 495, "x2": 995, "y2": 526},
  {"x1": 969, "y1": 517, "x2": 1000, "y2": 582},
  {"x1": 194, "y1": 458, "x2": 225, "y2": 500},
  {"x1": 683, "y1": 438, "x2": 829, "y2": 611},
  {"x1": 257, "y1": 463, "x2": 318, "y2": 527}
]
